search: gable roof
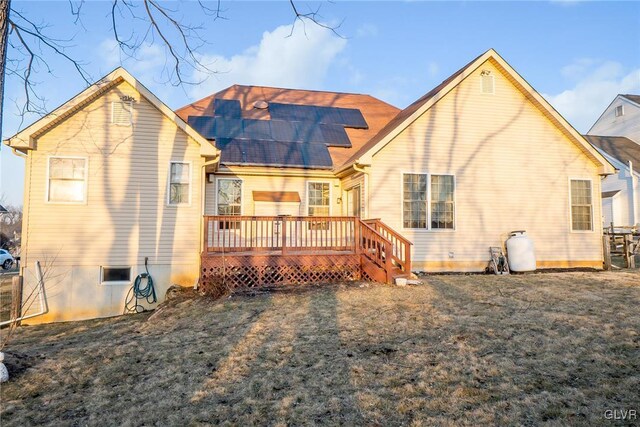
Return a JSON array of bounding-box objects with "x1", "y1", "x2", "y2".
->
[
  {"x1": 0, "y1": 204, "x2": 7, "y2": 214},
  {"x1": 621, "y1": 94, "x2": 640, "y2": 106},
  {"x1": 584, "y1": 135, "x2": 640, "y2": 175},
  {"x1": 338, "y1": 49, "x2": 616, "y2": 176},
  {"x1": 176, "y1": 85, "x2": 400, "y2": 169},
  {"x1": 4, "y1": 68, "x2": 219, "y2": 158}
]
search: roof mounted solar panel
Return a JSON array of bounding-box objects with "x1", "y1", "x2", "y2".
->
[
  {"x1": 319, "y1": 124, "x2": 351, "y2": 147},
  {"x1": 268, "y1": 102, "x2": 368, "y2": 129},
  {"x1": 242, "y1": 119, "x2": 272, "y2": 140},
  {"x1": 213, "y1": 99, "x2": 242, "y2": 118},
  {"x1": 187, "y1": 116, "x2": 217, "y2": 139},
  {"x1": 337, "y1": 108, "x2": 368, "y2": 129},
  {"x1": 216, "y1": 138, "x2": 333, "y2": 169}
]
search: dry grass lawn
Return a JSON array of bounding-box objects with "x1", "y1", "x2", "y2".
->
[{"x1": 1, "y1": 271, "x2": 639, "y2": 426}]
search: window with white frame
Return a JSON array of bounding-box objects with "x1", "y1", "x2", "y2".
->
[
  {"x1": 308, "y1": 182, "x2": 330, "y2": 230},
  {"x1": 48, "y1": 157, "x2": 87, "y2": 203},
  {"x1": 615, "y1": 105, "x2": 624, "y2": 117},
  {"x1": 217, "y1": 179, "x2": 242, "y2": 215},
  {"x1": 403, "y1": 173, "x2": 455, "y2": 229},
  {"x1": 570, "y1": 179, "x2": 593, "y2": 231},
  {"x1": 111, "y1": 101, "x2": 133, "y2": 126},
  {"x1": 308, "y1": 182, "x2": 330, "y2": 216},
  {"x1": 168, "y1": 162, "x2": 190, "y2": 205},
  {"x1": 217, "y1": 178, "x2": 242, "y2": 229},
  {"x1": 430, "y1": 175, "x2": 455, "y2": 229}
]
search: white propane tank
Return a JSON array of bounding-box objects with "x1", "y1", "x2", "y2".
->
[{"x1": 506, "y1": 231, "x2": 536, "y2": 272}]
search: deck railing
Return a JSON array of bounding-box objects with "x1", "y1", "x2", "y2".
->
[
  {"x1": 204, "y1": 216, "x2": 359, "y2": 254},
  {"x1": 203, "y1": 215, "x2": 411, "y2": 282},
  {"x1": 363, "y1": 218, "x2": 413, "y2": 274}
]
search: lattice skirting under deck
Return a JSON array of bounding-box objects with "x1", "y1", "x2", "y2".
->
[{"x1": 200, "y1": 253, "x2": 363, "y2": 293}]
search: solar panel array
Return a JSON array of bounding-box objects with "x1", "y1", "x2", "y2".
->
[
  {"x1": 189, "y1": 100, "x2": 368, "y2": 169},
  {"x1": 268, "y1": 103, "x2": 368, "y2": 129}
]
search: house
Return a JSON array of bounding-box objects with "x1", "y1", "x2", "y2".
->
[
  {"x1": 583, "y1": 135, "x2": 639, "y2": 227},
  {"x1": 589, "y1": 94, "x2": 640, "y2": 143},
  {"x1": 585, "y1": 94, "x2": 640, "y2": 228},
  {"x1": 4, "y1": 49, "x2": 615, "y2": 323}
]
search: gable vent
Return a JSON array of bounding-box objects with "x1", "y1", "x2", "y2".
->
[
  {"x1": 480, "y1": 70, "x2": 495, "y2": 94},
  {"x1": 615, "y1": 105, "x2": 624, "y2": 117},
  {"x1": 112, "y1": 101, "x2": 133, "y2": 126}
]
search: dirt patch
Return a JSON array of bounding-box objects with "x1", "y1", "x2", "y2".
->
[{"x1": 1, "y1": 271, "x2": 639, "y2": 426}]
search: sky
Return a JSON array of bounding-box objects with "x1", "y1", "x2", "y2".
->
[{"x1": 1, "y1": 0, "x2": 639, "y2": 206}]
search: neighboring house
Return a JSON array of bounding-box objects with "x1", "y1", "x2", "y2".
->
[
  {"x1": 583, "y1": 135, "x2": 640, "y2": 227},
  {"x1": 589, "y1": 94, "x2": 640, "y2": 143},
  {"x1": 4, "y1": 49, "x2": 615, "y2": 323}
]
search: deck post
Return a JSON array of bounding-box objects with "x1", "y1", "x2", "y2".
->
[
  {"x1": 204, "y1": 217, "x2": 209, "y2": 253},
  {"x1": 281, "y1": 216, "x2": 287, "y2": 255}
]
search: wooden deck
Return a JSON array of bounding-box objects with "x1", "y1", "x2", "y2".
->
[{"x1": 200, "y1": 216, "x2": 412, "y2": 290}]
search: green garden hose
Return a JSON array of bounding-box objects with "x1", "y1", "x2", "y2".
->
[{"x1": 124, "y1": 258, "x2": 157, "y2": 314}]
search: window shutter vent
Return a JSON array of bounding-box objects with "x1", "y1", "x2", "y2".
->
[
  {"x1": 112, "y1": 101, "x2": 133, "y2": 125},
  {"x1": 481, "y1": 74, "x2": 494, "y2": 94}
]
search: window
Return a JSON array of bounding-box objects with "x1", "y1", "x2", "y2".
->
[
  {"x1": 308, "y1": 182, "x2": 330, "y2": 230},
  {"x1": 217, "y1": 179, "x2": 242, "y2": 229},
  {"x1": 430, "y1": 175, "x2": 455, "y2": 229},
  {"x1": 48, "y1": 157, "x2": 87, "y2": 203},
  {"x1": 112, "y1": 101, "x2": 133, "y2": 126},
  {"x1": 570, "y1": 180, "x2": 593, "y2": 231},
  {"x1": 481, "y1": 72, "x2": 494, "y2": 94},
  {"x1": 168, "y1": 162, "x2": 190, "y2": 205},
  {"x1": 403, "y1": 173, "x2": 455, "y2": 230},
  {"x1": 615, "y1": 105, "x2": 624, "y2": 117},
  {"x1": 101, "y1": 267, "x2": 131, "y2": 284},
  {"x1": 403, "y1": 174, "x2": 427, "y2": 228},
  {"x1": 308, "y1": 182, "x2": 330, "y2": 216}
]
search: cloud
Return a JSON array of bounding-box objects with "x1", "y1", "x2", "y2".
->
[
  {"x1": 189, "y1": 23, "x2": 347, "y2": 99},
  {"x1": 543, "y1": 60, "x2": 640, "y2": 132}
]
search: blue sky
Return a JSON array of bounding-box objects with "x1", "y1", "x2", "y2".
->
[{"x1": 1, "y1": 1, "x2": 639, "y2": 206}]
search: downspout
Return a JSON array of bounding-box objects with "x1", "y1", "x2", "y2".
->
[
  {"x1": 353, "y1": 163, "x2": 370, "y2": 219},
  {"x1": 630, "y1": 160, "x2": 638, "y2": 225}
]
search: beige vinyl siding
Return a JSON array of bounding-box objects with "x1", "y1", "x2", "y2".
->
[
  {"x1": 205, "y1": 171, "x2": 340, "y2": 217},
  {"x1": 23, "y1": 81, "x2": 203, "y2": 269},
  {"x1": 369, "y1": 61, "x2": 603, "y2": 270}
]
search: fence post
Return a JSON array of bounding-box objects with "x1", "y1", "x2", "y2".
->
[
  {"x1": 602, "y1": 234, "x2": 611, "y2": 271},
  {"x1": 625, "y1": 234, "x2": 635, "y2": 269},
  {"x1": 11, "y1": 275, "x2": 23, "y2": 324}
]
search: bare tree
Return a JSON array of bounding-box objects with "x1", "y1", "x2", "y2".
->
[{"x1": 0, "y1": 0, "x2": 341, "y2": 140}]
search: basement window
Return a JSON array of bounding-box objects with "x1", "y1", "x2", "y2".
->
[
  {"x1": 615, "y1": 105, "x2": 624, "y2": 117},
  {"x1": 111, "y1": 101, "x2": 133, "y2": 126},
  {"x1": 101, "y1": 266, "x2": 132, "y2": 284}
]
